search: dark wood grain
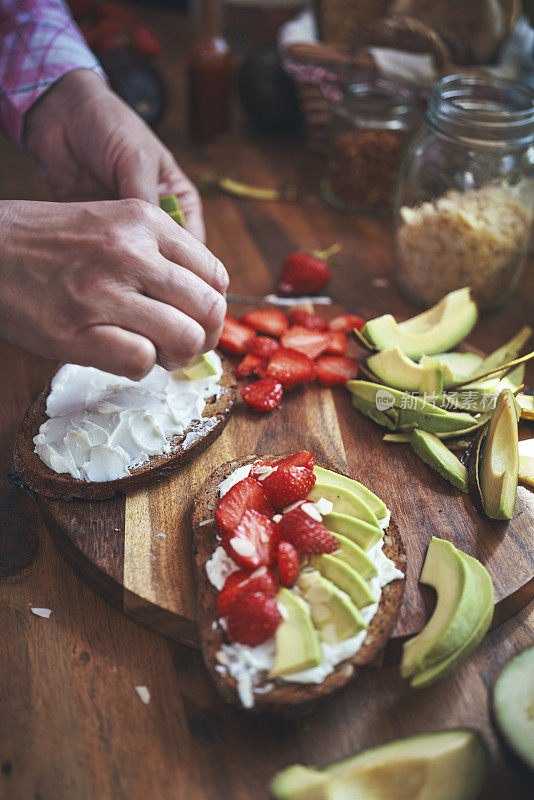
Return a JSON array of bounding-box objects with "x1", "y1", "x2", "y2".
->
[{"x1": 0, "y1": 5, "x2": 533, "y2": 800}]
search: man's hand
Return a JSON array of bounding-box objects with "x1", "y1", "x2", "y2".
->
[
  {"x1": 0, "y1": 199, "x2": 227, "y2": 378},
  {"x1": 24, "y1": 69, "x2": 205, "y2": 242}
]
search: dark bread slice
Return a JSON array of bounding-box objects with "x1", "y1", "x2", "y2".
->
[
  {"x1": 192, "y1": 454, "x2": 406, "y2": 714},
  {"x1": 13, "y1": 357, "x2": 237, "y2": 501}
]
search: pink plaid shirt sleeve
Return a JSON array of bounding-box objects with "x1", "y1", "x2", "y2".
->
[{"x1": 0, "y1": 0, "x2": 106, "y2": 146}]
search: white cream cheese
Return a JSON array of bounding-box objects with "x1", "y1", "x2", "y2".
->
[{"x1": 34, "y1": 351, "x2": 223, "y2": 482}]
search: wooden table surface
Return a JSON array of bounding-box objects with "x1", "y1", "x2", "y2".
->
[{"x1": 1, "y1": 8, "x2": 533, "y2": 800}]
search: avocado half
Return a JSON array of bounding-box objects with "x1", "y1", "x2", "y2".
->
[
  {"x1": 362, "y1": 288, "x2": 477, "y2": 359},
  {"x1": 270, "y1": 729, "x2": 489, "y2": 800}
]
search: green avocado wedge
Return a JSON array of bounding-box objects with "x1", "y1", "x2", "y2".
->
[
  {"x1": 362, "y1": 288, "x2": 477, "y2": 359},
  {"x1": 307, "y1": 483, "x2": 381, "y2": 529},
  {"x1": 401, "y1": 538, "x2": 484, "y2": 679},
  {"x1": 410, "y1": 430, "x2": 469, "y2": 493},
  {"x1": 467, "y1": 325, "x2": 532, "y2": 381},
  {"x1": 270, "y1": 729, "x2": 489, "y2": 800},
  {"x1": 367, "y1": 347, "x2": 444, "y2": 395},
  {"x1": 175, "y1": 353, "x2": 218, "y2": 380},
  {"x1": 492, "y1": 645, "x2": 534, "y2": 772},
  {"x1": 322, "y1": 512, "x2": 384, "y2": 551},
  {"x1": 479, "y1": 389, "x2": 520, "y2": 520},
  {"x1": 270, "y1": 588, "x2": 321, "y2": 678},
  {"x1": 310, "y1": 554, "x2": 377, "y2": 609},
  {"x1": 313, "y1": 466, "x2": 388, "y2": 522},
  {"x1": 410, "y1": 550, "x2": 494, "y2": 688},
  {"x1": 427, "y1": 352, "x2": 483, "y2": 388},
  {"x1": 297, "y1": 571, "x2": 366, "y2": 644},
  {"x1": 331, "y1": 533, "x2": 378, "y2": 580}
]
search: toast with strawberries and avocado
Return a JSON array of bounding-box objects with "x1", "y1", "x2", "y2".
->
[{"x1": 192, "y1": 451, "x2": 406, "y2": 713}]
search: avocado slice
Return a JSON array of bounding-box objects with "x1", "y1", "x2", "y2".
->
[
  {"x1": 492, "y1": 645, "x2": 534, "y2": 772},
  {"x1": 410, "y1": 430, "x2": 469, "y2": 493},
  {"x1": 271, "y1": 730, "x2": 489, "y2": 800},
  {"x1": 297, "y1": 570, "x2": 366, "y2": 644},
  {"x1": 411, "y1": 550, "x2": 494, "y2": 688},
  {"x1": 363, "y1": 288, "x2": 477, "y2": 359},
  {"x1": 427, "y1": 352, "x2": 483, "y2": 388},
  {"x1": 270, "y1": 588, "x2": 321, "y2": 678},
  {"x1": 313, "y1": 465, "x2": 388, "y2": 522},
  {"x1": 307, "y1": 483, "x2": 381, "y2": 528},
  {"x1": 367, "y1": 347, "x2": 444, "y2": 395},
  {"x1": 401, "y1": 538, "x2": 484, "y2": 679},
  {"x1": 159, "y1": 193, "x2": 185, "y2": 225},
  {"x1": 323, "y1": 512, "x2": 384, "y2": 550},
  {"x1": 518, "y1": 438, "x2": 534, "y2": 489},
  {"x1": 350, "y1": 394, "x2": 399, "y2": 430},
  {"x1": 310, "y1": 554, "x2": 377, "y2": 609},
  {"x1": 175, "y1": 353, "x2": 218, "y2": 381},
  {"x1": 479, "y1": 389, "x2": 520, "y2": 520},
  {"x1": 331, "y1": 533, "x2": 378, "y2": 580}
]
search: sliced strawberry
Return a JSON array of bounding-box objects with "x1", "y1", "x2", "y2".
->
[
  {"x1": 315, "y1": 356, "x2": 359, "y2": 386},
  {"x1": 216, "y1": 478, "x2": 274, "y2": 537},
  {"x1": 235, "y1": 353, "x2": 267, "y2": 378},
  {"x1": 222, "y1": 509, "x2": 279, "y2": 570},
  {"x1": 261, "y1": 466, "x2": 316, "y2": 511},
  {"x1": 250, "y1": 460, "x2": 275, "y2": 480},
  {"x1": 249, "y1": 336, "x2": 280, "y2": 359},
  {"x1": 328, "y1": 314, "x2": 365, "y2": 333},
  {"x1": 266, "y1": 347, "x2": 315, "y2": 387},
  {"x1": 226, "y1": 591, "x2": 282, "y2": 646},
  {"x1": 216, "y1": 567, "x2": 277, "y2": 617},
  {"x1": 218, "y1": 316, "x2": 255, "y2": 355},
  {"x1": 277, "y1": 508, "x2": 338, "y2": 554},
  {"x1": 274, "y1": 451, "x2": 315, "y2": 471},
  {"x1": 280, "y1": 326, "x2": 332, "y2": 360},
  {"x1": 241, "y1": 377, "x2": 283, "y2": 412},
  {"x1": 288, "y1": 309, "x2": 327, "y2": 330},
  {"x1": 241, "y1": 309, "x2": 289, "y2": 338},
  {"x1": 325, "y1": 330, "x2": 347, "y2": 355},
  {"x1": 277, "y1": 541, "x2": 300, "y2": 587}
]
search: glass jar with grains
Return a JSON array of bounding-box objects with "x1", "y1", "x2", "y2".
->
[
  {"x1": 395, "y1": 75, "x2": 534, "y2": 311},
  {"x1": 322, "y1": 77, "x2": 417, "y2": 215}
]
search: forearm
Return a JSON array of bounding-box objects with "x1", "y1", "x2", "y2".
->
[{"x1": 0, "y1": 0, "x2": 105, "y2": 146}]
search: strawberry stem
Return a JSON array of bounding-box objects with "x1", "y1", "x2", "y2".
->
[{"x1": 315, "y1": 243, "x2": 341, "y2": 261}]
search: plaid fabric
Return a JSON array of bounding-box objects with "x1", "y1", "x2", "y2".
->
[{"x1": 0, "y1": 0, "x2": 105, "y2": 146}]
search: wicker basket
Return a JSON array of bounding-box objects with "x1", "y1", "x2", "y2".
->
[{"x1": 283, "y1": 0, "x2": 521, "y2": 152}]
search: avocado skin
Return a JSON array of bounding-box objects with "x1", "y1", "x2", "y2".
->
[{"x1": 410, "y1": 429, "x2": 469, "y2": 493}]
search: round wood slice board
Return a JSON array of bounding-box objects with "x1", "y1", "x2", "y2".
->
[{"x1": 34, "y1": 305, "x2": 534, "y2": 655}]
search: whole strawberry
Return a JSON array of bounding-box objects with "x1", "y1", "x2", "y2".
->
[
  {"x1": 278, "y1": 244, "x2": 340, "y2": 297},
  {"x1": 277, "y1": 507, "x2": 338, "y2": 554},
  {"x1": 226, "y1": 591, "x2": 282, "y2": 646}
]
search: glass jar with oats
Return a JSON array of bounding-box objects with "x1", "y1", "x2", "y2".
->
[{"x1": 394, "y1": 75, "x2": 534, "y2": 311}]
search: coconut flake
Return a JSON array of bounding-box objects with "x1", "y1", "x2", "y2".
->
[
  {"x1": 134, "y1": 685, "x2": 151, "y2": 704},
  {"x1": 31, "y1": 607, "x2": 52, "y2": 618}
]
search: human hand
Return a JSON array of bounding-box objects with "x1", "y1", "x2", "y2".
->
[
  {"x1": 0, "y1": 199, "x2": 227, "y2": 378},
  {"x1": 24, "y1": 69, "x2": 205, "y2": 242}
]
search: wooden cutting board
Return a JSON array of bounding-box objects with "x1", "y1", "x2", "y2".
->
[{"x1": 36, "y1": 306, "x2": 534, "y2": 653}]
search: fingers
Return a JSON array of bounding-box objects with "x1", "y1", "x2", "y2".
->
[
  {"x1": 153, "y1": 213, "x2": 229, "y2": 297},
  {"x1": 66, "y1": 325, "x2": 157, "y2": 380},
  {"x1": 158, "y1": 151, "x2": 206, "y2": 242}
]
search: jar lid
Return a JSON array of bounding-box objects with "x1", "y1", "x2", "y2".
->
[{"x1": 428, "y1": 74, "x2": 534, "y2": 147}]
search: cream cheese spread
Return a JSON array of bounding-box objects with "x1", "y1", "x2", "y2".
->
[
  {"x1": 34, "y1": 351, "x2": 223, "y2": 482},
  {"x1": 211, "y1": 462, "x2": 403, "y2": 708}
]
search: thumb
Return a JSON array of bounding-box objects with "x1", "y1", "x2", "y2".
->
[{"x1": 115, "y1": 148, "x2": 159, "y2": 204}]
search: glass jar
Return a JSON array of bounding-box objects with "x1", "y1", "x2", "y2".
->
[
  {"x1": 322, "y1": 77, "x2": 417, "y2": 215},
  {"x1": 394, "y1": 74, "x2": 534, "y2": 311}
]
